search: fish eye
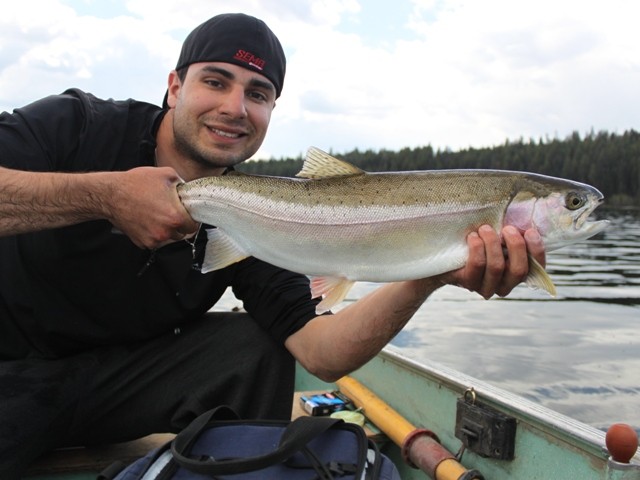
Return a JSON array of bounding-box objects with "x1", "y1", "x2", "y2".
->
[{"x1": 565, "y1": 192, "x2": 586, "y2": 210}]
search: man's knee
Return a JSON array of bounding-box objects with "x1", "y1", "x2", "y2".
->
[{"x1": 171, "y1": 312, "x2": 295, "y2": 422}]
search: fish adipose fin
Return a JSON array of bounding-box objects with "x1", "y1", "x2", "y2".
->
[
  {"x1": 525, "y1": 254, "x2": 557, "y2": 297},
  {"x1": 311, "y1": 276, "x2": 356, "y2": 314},
  {"x1": 201, "y1": 228, "x2": 250, "y2": 273},
  {"x1": 296, "y1": 147, "x2": 365, "y2": 179}
]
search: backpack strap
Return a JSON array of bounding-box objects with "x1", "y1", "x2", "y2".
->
[
  {"x1": 172, "y1": 404, "x2": 239, "y2": 449},
  {"x1": 171, "y1": 413, "x2": 344, "y2": 475}
]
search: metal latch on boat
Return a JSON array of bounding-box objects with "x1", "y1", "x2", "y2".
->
[{"x1": 455, "y1": 387, "x2": 517, "y2": 460}]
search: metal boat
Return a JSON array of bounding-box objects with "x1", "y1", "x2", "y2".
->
[{"x1": 25, "y1": 348, "x2": 640, "y2": 479}]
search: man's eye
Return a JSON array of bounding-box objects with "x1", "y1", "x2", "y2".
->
[{"x1": 249, "y1": 91, "x2": 267, "y2": 102}]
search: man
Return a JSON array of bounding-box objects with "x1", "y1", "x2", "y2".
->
[{"x1": 0, "y1": 13, "x2": 545, "y2": 477}]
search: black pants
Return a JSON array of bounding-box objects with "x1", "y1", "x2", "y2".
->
[{"x1": 0, "y1": 312, "x2": 295, "y2": 479}]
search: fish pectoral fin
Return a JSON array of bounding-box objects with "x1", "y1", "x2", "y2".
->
[
  {"x1": 310, "y1": 276, "x2": 356, "y2": 314},
  {"x1": 296, "y1": 147, "x2": 365, "y2": 179},
  {"x1": 525, "y1": 254, "x2": 557, "y2": 297},
  {"x1": 201, "y1": 228, "x2": 250, "y2": 273}
]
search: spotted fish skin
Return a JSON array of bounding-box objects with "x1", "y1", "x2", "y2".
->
[{"x1": 178, "y1": 147, "x2": 609, "y2": 313}]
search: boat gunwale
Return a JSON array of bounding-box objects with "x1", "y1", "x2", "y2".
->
[{"x1": 378, "y1": 347, "x2": 640, "y2": 464}]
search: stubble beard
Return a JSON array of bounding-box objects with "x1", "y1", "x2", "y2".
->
[{"x1": 172, "y1": 118, "x2": 257, "y2": 171}]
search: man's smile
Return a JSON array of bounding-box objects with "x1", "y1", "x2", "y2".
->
[{"x1": 206, "y1": 125, "x2": 247, "y2": 140}]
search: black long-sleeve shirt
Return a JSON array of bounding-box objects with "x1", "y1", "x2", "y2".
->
[{"x1": 0, "y1": 89, "x2": 318, "y2": 359}]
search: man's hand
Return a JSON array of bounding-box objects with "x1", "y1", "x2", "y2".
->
[
  {"x1": 439, "y1": 224, "x2": 546, "y2": 299},
  {"x1": 105, "y1": 166, "x2": 199, "y2": 249}
]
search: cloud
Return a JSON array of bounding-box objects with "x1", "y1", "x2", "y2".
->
[
  {"x1": 0, "y1": 2, "x2": 177, "y2": 109},
  {"x1": 2, "y1": 0, "x2": 639, "y2": 160},
  {"x1": 263, "y1": 0, "x2": 640, "y2": 157}
]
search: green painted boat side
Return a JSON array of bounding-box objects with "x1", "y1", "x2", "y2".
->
[
  {"x1": 23, "y1": 347, "x2": 640, "y2": 480},
  {"x1": 297, "y1": 348, "x2": 640, "y2": 480}
]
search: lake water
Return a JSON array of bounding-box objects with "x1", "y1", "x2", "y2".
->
[
  {"x1": 386, "y1": 207, "x2": 640, "y2": 433},
  {"x1": 217, "y1": 207, "x2": 640, "y2": 433}
]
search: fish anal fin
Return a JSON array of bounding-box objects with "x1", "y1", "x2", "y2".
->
[
  {"x1": 201, "y1": 228, "x2": 249, "y2": 273},
  {"x1": 525, "y1": 254, "x2": 557, "y2": 297},
  {"x1": 296, "y1": 147, "x2": 365, "y2": 179},
  {"x1": 310, "y1": 276, "x2": 356, "y2": 314}
]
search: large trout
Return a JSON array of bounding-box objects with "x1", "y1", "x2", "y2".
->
[{"x1": 178, "y1": 147, "x2": 609, "y2": 313}]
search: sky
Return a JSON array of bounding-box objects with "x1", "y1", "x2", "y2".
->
[{"x1": 1, "y1": 0, "x2": 639, "y2": 160}]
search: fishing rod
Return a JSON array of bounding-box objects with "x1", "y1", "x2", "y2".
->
[{"x1": 336, "y1": 376, "x2": 483, "y2": 480}]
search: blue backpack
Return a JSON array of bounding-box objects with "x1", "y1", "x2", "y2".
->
[{"x1": 100, "y1": 406, "x2": 401, "y2": 479}]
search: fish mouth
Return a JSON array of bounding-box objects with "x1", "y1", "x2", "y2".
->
[{"x1": 576, "y1": 196, "x2": 609, "y2": 236}]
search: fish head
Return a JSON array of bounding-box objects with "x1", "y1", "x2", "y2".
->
[{"x1": 507, "y1": 177, "x2": 610, "y2": 252}]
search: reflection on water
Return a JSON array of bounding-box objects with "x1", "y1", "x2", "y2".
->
[
  {"x1": 548, "y1": 209, "x2": 640, "y2": 305},
  {"x1": 215, "y1": 208, "x2": 640, "y2": 432}
]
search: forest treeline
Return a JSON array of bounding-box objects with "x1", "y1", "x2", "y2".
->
[{"x1": 237, "y1": 130, "x2": 640, "y2": 206}]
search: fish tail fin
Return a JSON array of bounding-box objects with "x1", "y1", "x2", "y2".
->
[
  {"x1": 311, "y1": 276, "x2": 356, "y2": 314},
  {"x1": 525, "y1": 254, "x2": 557, "y2": 297},
  {"x1": 201, "y1": 228, "x2": 250, "y2": 273}
]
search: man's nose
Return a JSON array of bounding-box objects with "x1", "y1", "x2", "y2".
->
[{"x1": 219, "y1": 86, "x2": 247, "y2": 119}]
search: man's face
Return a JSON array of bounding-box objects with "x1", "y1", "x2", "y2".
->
[{"x1": 166, "y1": 62, "x2": 276, "y2": 171}]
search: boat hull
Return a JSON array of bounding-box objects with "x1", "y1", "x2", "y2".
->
[
  {"x1": 296, "y1": 348, "x2": 640, "y2": 480},
  {"x1": 24, "y1": 347, "x2": 640, "y2": 479}
]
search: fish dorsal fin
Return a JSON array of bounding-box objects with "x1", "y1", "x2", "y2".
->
[{"x1": 296, "y1": 147, "x2": 365, "y2": 179}]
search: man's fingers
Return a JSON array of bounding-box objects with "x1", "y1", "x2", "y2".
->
[
  {"x1": 476, "y1": 225, "x2": 505, "y2": 298},
  {"x1": 438, "y1": 224, "x2": 546, "y2": 300},
  {"x1": 495, "y1": 226, "x2": 528, "y2": 296}
]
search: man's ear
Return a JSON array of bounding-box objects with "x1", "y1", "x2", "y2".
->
[{"x1": 166, "y1": 70, "x2": 181, "y2": 109}]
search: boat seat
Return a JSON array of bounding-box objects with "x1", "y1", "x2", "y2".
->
[{"x1": 24, "y1": 433, "x2": 175, "y2": 476}]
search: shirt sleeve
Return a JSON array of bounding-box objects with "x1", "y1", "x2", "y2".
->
[
  {"x1": 0, "y1": 90, "x2": 86, "y2": 171},
  {"x1": 0, "y1": 88, "x2": 152, "y2": 173},
  {"x1": 229, "y1": 257, "x2": 325, "y2": 344}
]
